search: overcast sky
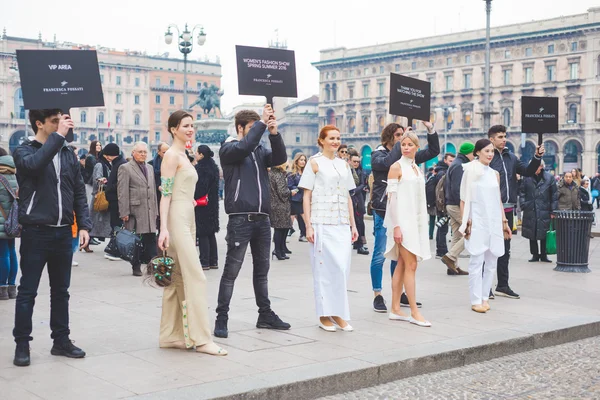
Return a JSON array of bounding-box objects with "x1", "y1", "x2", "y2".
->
[{"x1": 2, "y1": 0, "x2": 598, "y2": 112}]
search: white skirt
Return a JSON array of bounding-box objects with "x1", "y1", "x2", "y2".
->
[{"x1": 309, "y1": 224, "x2": 352, "y2": 320}]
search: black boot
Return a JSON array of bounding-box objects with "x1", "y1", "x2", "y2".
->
[
  {"x1": 51, "y1": 338, "x2": 86, "y2": 358},
  {"x1": 214, "y1": 318, "x2": 229, "y2": 338},
  {"x1": 132, "y1": 264, "x2": 143, "y2": 276},
  {"x1": 528, "y1": 255, "x2": 540, "y2": 262},
  {"x1": 14, "y1": 342, "x2": 30, "y2": 366}
]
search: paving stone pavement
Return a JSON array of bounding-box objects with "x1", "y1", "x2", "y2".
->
[
  {"x1": 1, "y1": 206, "x2": 600, "y2": 399},
  {"x1": 320, "y1": 336, "x2": 600, "y2": 400}
]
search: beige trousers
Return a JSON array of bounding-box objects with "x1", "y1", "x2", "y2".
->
[{"x1": 445, "y1": 205, "x2": 465, "y2": 265}]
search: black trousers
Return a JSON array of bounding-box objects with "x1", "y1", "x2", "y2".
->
[
  {"x1": 354, "y1": 212, "x2": 366, "y2": 248},
  {"x1": 132, "y1": 233, "x2": 158, "y2": 268},
  {"x1": 497, "y1": 210, "x2": 513, "y2": 289},
  {"x1": 530, "y1": 239, "x2": 547, "y2": 257},
  {"x1": 109, "y1": 201, "x2": 120, "y2": 230},
  {"x1": 435, "y1": 216, "x2": 449, "y2": 256},
  {"x1": 273, "y1": 228, "x2": 288, "y2": 254},
  {"x1": 199, "y1": 233, "x2": 218, "y2": 268},
  {"x1": 14, "y1": 225, "x2": 73, "y2": 343}
]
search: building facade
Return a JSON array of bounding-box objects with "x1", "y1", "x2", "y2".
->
[
  {"x1": 313, "y1": 7, "x2": 600, "y2": 174},
  {"x1": 277, "y1": 95, "x2": 320, "y2": 159},
  {"x1": 0, "y1": 32, "x2": 221, "y2": 156}
]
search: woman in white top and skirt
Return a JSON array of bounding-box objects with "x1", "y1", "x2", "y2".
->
[
  {"x1": 384, "y1": 130, "x2": 432, "y2": 327},
  {"x1": 299, "y1": 125, "x2": 359, "y2": 332},
  {"x1": 459, "y1": 139, "x2": 511, "y2": 313}
]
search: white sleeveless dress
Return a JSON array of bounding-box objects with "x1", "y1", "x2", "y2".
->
[{"x1": 384, "y1": 157, "x2": 431, "y2": 262}]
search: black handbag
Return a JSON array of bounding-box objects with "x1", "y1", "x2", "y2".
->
[{"x1": 115, "y1": 216, "x2": 143, "y2": 264}]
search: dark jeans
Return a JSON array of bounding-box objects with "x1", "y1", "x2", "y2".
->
[
  {"x1": 429, "y1": 214, "x2": 436, "y2": 239},
  {"x1": 133, "y1": 233, "x2": 158, "y2": 267},
  {"x1": 530, "y1": 238, "x2": 547, "y2": 257},
  {"x1": 0, "y1": 239, "x2": 18, "y2": 286},
  {"x1": 199, "y1": 233, "x2": 218, "y2": 267},
  {"x1": 436, "y1": 216, "x2": 449, "y2": 255},
  {"x1": 216, "y1": 215, "x2": 272, "y2": 320},
  {"x1": 14, "y1": 225, "x2": 73, "y2": 343},
  {"x1": 497, "y1": 210, "x2": 514, "y2": 289}
]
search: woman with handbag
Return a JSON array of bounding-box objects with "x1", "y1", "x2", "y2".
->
[
  {"x1": 0, "y1": 147, "x2": 18, "y2": 301},
  {"x1": 194, "y1": 145, "x2": 220, "y2": 271},
  {"x1": 86, "y1": 151, "x2": 114, "y2": 253},
  {"x1": 157, "y1": 110, "x2": 227, "y2": 356},
  {"x1": 460, "y1": 139, "x2": 511, "y2": 314},
  {"x1": 270, "y1": 162, "x2": 292, "y2": 261}
]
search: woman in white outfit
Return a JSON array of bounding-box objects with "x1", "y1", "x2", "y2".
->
[
  {"x1": 384, "y1": 129, "x2": 432, "y2": 327},
  {"x1": 459, "y1": 139, "x2": 511, "y2": 313},
  {"x1": 300, "y1": 125, "x2": 359, "y2": 332}
]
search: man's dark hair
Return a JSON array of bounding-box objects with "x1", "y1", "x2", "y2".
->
[
  {"x1": 29, "y1": 109, "x2": 62, "y2": 133},
  {"x1": 443, "y1": 152, "x2": 456, "y2": 161},
  {"x1": 0, "y1": 147, "x2": 7, "y2": 157},
  {"x1": 234, "y1": 110, "x2": 261, "y2": 133},
  {"x1": 348, "y1": 148, "x2": 359, "y2": 158},
  {"x1": 338, "y1": 144, "x2": 348, "y2": 152},
  {"x1": 381, "y1": 123, "x2": 404, "y2": 147},
  {"x1": 488, "y1": 125, "x2": 507, "y2": 139}
]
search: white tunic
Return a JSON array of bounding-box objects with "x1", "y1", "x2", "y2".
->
[
  {"x1": 460, "y1": 162, "x2": 505, "y2": 257},
  {"x1": 384, "y1": 157, "x2": 431, "y2": 262},
  {"x1": 299, "y1": 155, "x2": 356, "y2": 319}
]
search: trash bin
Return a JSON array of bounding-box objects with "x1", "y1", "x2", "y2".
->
[{"x1": 554, "y1": 210, "x2": 594, "y2": 273}]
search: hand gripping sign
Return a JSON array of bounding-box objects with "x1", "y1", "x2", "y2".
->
[
  {"x1": 16, "y1": 50, "x2": 105, "y2": 142},
  {"x1": 521, "y1": 96, "x2": 559, "y2": 145},
  {"x1": 389, "y1": 73, "x2": 431, "y2": 127},
  {"x1": 236, "y1": 45, "x2": 298, "y2": 107}
]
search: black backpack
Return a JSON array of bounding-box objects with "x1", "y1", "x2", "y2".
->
[{"x1": 425, "y1": 174, "x2": 438, "y2": 208}]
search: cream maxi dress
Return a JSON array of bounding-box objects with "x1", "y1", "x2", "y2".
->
[
  {"x1": 383, "y1": 156, "x2": 431, "y2": 262},
  {"x1": 299, "y1": 154, "x2": 356, "y2": 320}
]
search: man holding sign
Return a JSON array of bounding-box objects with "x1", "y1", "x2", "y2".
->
[{"x1": 12, "y1": 109, "x2": 91, "y2": 366}]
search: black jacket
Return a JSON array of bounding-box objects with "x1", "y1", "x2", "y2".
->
[
  {"x1": 219, "y1": 121, "x2": 287, "y2": 215},
  {"x1": 194, "y1": 158, "x2": 220, "y2": 235},
  {"x1": 519, "y1": 172, "x2": 558, "y2": 241},
  {"x1": 580, "y1": 186, "x2": 593, "y2": 211},
  {"x1": 350, "y1": 165, "x2": 368, "y2": 215},
  {"x1": 445, "y1": 153, "x2": 470, "y2": 207},
  {"x1": 370, "y1": 132, "x2": 440, "y2": 215},
  {"x1": 13, "y1": 133, "x2": 91, "y2": 230},
  {"x1": 105, "y1": 154, "x2": 127, "y2": 203},
  {"x1": 426, "y1": 162, "x2": 449, "y2": 214},
  {"x1": 84, "y1": 154, "x2": 97, "y2": 185},
  {"x1": 490, "y1": 147, "x2": 541, "y2": 207}
]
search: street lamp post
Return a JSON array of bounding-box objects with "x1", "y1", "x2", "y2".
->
[
  {"x1": 435, "y1": 105, "x2": 456, "y2": 154},
  {"x1": 483, "y1": 0, "x2": 493, "y2": 132},
  {"x1": 164, "y1": 23, "x2": 207, "y2": 110}
]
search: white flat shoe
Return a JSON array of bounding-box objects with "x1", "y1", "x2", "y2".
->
[
  {"x1": 389, "y1": 312, "x2": 410, "y2": 321},
  {"x1": 409, "y1": 316, "x2": 432, "y2": 327},
  {"x1": 328, "y1": 317, "x2": 353, "y2": 332},
  {"x1": 319, "y1": 323, "x2": 336, "y2": 332}
]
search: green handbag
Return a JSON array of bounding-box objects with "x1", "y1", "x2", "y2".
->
[{"x1": 546, "y1": 220, "x2": 557, "y2": 255}]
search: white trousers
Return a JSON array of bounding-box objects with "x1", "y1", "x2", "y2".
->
[{"x1": 468, "y1": 250, "x2": 498, "y2": 305}]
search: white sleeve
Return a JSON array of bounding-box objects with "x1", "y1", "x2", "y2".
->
[
  {"x1": 460, "y1": 167, "x2": 469, "y2": 202},
  {"x1": 299, "y1": 160, "x2": 316, "y2": 190}
]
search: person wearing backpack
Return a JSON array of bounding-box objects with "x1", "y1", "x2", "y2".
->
[
  {"x1": 425, "y1": 169, "x2": 438, "y2": 240},
  {"x1": 0, "y1": 147, "x2": 19, "y2": 301},
  {"x1": 441, "y1": 142, "x2": 475, "y2": 275},
  {"x1": 430, "y1": 153, "x2": 454, "y2": 258}
]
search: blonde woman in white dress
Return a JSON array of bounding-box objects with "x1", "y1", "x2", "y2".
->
[
  {"x1": 459, "y1": 139, "x2": 510, "y2": 313},
  {"x1": 384, "y1": 130, "x2": 432, "y2": 327},
  {"x1": 300, "y1": 125, "x2": 359, "y2": 332}
]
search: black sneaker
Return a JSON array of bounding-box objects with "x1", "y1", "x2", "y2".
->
[
  {"x1": 495, "y1": 287, "x2": 520, "y2": 299},
  {"x1": 489, "y1": 290, "x2": 495, "y2": 300},
  {"x1": 287, "y1": 228, "x2": 296, "y2": 237},
  {"x1": 256, "y1": 311, "x2": 291, "y2": 330},
  {"x1": 214, "y1": 318, "x2": 228, "y2": 338},
  {"x1": 373, "y1": 295, "x2": 387, "y2": 313},
  {"x1": 51, "y1": 339, "x2": 86, "y2": 358},
  {"x1": 400, "y1": 292, "x2": 422, "y2": 308},
  {"x1": 13, "y1": 342, "x2": 30, "y2": 367}
]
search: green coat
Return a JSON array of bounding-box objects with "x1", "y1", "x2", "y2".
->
[{"x1": 0, "y1": 155, "x2": 18, "y2": 240}]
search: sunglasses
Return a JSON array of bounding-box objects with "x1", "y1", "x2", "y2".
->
[{"x1": 339, "y1": 150, "x2": 348, "y2": 154}]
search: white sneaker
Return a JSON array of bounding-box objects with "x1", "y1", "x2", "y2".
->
[
  {"x1": 72, "y1": 261, "x2": 79, "y2": 267},
  {"x1": 104, "y1": 254, "x2": 121, "y2": 261}
]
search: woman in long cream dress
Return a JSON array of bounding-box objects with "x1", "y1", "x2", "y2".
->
[
  {"x1": 300, "y1": 125, "x2": 359, "y2": 332},
  {"x1": 384, "y1": 130, "x2": 432, "y2": 327},
  {"x1": 157, "y1": 110, "x2": 227, "y2": 356}
]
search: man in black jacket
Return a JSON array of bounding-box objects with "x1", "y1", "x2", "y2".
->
[
  {"x1": 348, "y1": 150, "x2": 369, "y2": 255},
  {"x1": 369, "y1": 121, "x2": 439, "y2": 313},
  {"x1": 12, "y1": 109, "x2": 92, "y2": 367},
  {"x1": 214, "y1": 106, "x2": 291, "y2": 338},
  {"x1": 431, "y1": 153, "x2": 454, "y2": 258},
  {"x1": 441, "y1": 142, "x2": 474, "y2": 275},
  {"x1": 488, "y1": 125, "x2": 544, "y2": 299},
  {"x1": 103, "y1": 144, "x2": 126, "y2": 260}
]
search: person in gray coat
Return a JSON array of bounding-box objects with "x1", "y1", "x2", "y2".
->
[
  {"x1": 269, "y1": 163, "x2": 292, "y2": 260},
  {"x1": 519, "y1": 162, "x2": 558, "y2": 263},
  {"x1": 557, "y1": 172, "x2": 580, "y2": 211},
  {"x1": 0, "y1": 148, "x2": 18, "y2": 301}
]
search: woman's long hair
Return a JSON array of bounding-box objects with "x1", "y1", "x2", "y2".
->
[
  {"x1": 291, "y1": 153, "x2": 306, "y2": 175},
  {"x1": 88, "y1": 140, "x2": 101, "y2": 158}
]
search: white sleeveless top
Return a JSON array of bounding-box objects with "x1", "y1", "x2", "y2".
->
[
  {"x1": 383, "y1": 157, "x2": 431, "y2": 262},
  {"x1": 299, "y1": 154, "x2": 356, "y2": 225}
]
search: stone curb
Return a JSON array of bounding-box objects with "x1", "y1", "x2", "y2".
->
[{"x1": 210, "y1": 319, "x2": 600, "y2": 400}]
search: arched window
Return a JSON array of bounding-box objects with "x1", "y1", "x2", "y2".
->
[
  {"x1": 378, "y1": 115, "x2": 385, "y2": 131},
  {"x1": 568, "y1": 104, "x2": 578, "y2": 123},
  {"x1": 326, "y1": 109, "x2": 336, "y2": 126},
  {"x1": 98, "y1": 112, "x2": 105, "y2": 124},
  {"x1": 134, "y1": 113, "x2": 140, "y2": 126},
  {"x1": 463, "y1": 110, "x2": 472, "y2": 128},
  {"x1": 325, "y1": 84, "x2": 331, "y2": 102},
  {"x1": 362, "y1": 116, "x2": 370, "y2": 133},
  {"x1": 348, "y1": 117, "x2": 355, "y2": 134},
  {"x1": 14, "y1": 88, "x2": 25, "y2": 119},
  {"x1": 80, "y1": 111, "x2": 87, "y2": 123},
  {"x1": 116, "y1": 113, "x2": 122, "y2": 125},
  {"x1": 503, "y1": 108, "x2": 511, "y2": 127},
  {"x1": 332, "y1": 84, "x2": 337, "y2": 102}
]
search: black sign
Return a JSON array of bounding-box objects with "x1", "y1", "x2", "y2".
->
[
  {"x1": 236, "y1": 45, "x2": 298, "y2": 105},
  {"x1": 389, "y1": 73, "x2": 431, "y2": 126},
  {"x1": 521, "y1": 96, "x2": 559, "y2": 134}
]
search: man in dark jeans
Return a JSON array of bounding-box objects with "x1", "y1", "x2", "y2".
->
[
  {"x1": 214, "y1": 105, "x2": 291, "y2": 338},
  {"x1": 12, "y1": 109, "x2": 92, "y2": 367},
  {"x1": 488, "y1": 125, "x2": 544, "y2": 299}
]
